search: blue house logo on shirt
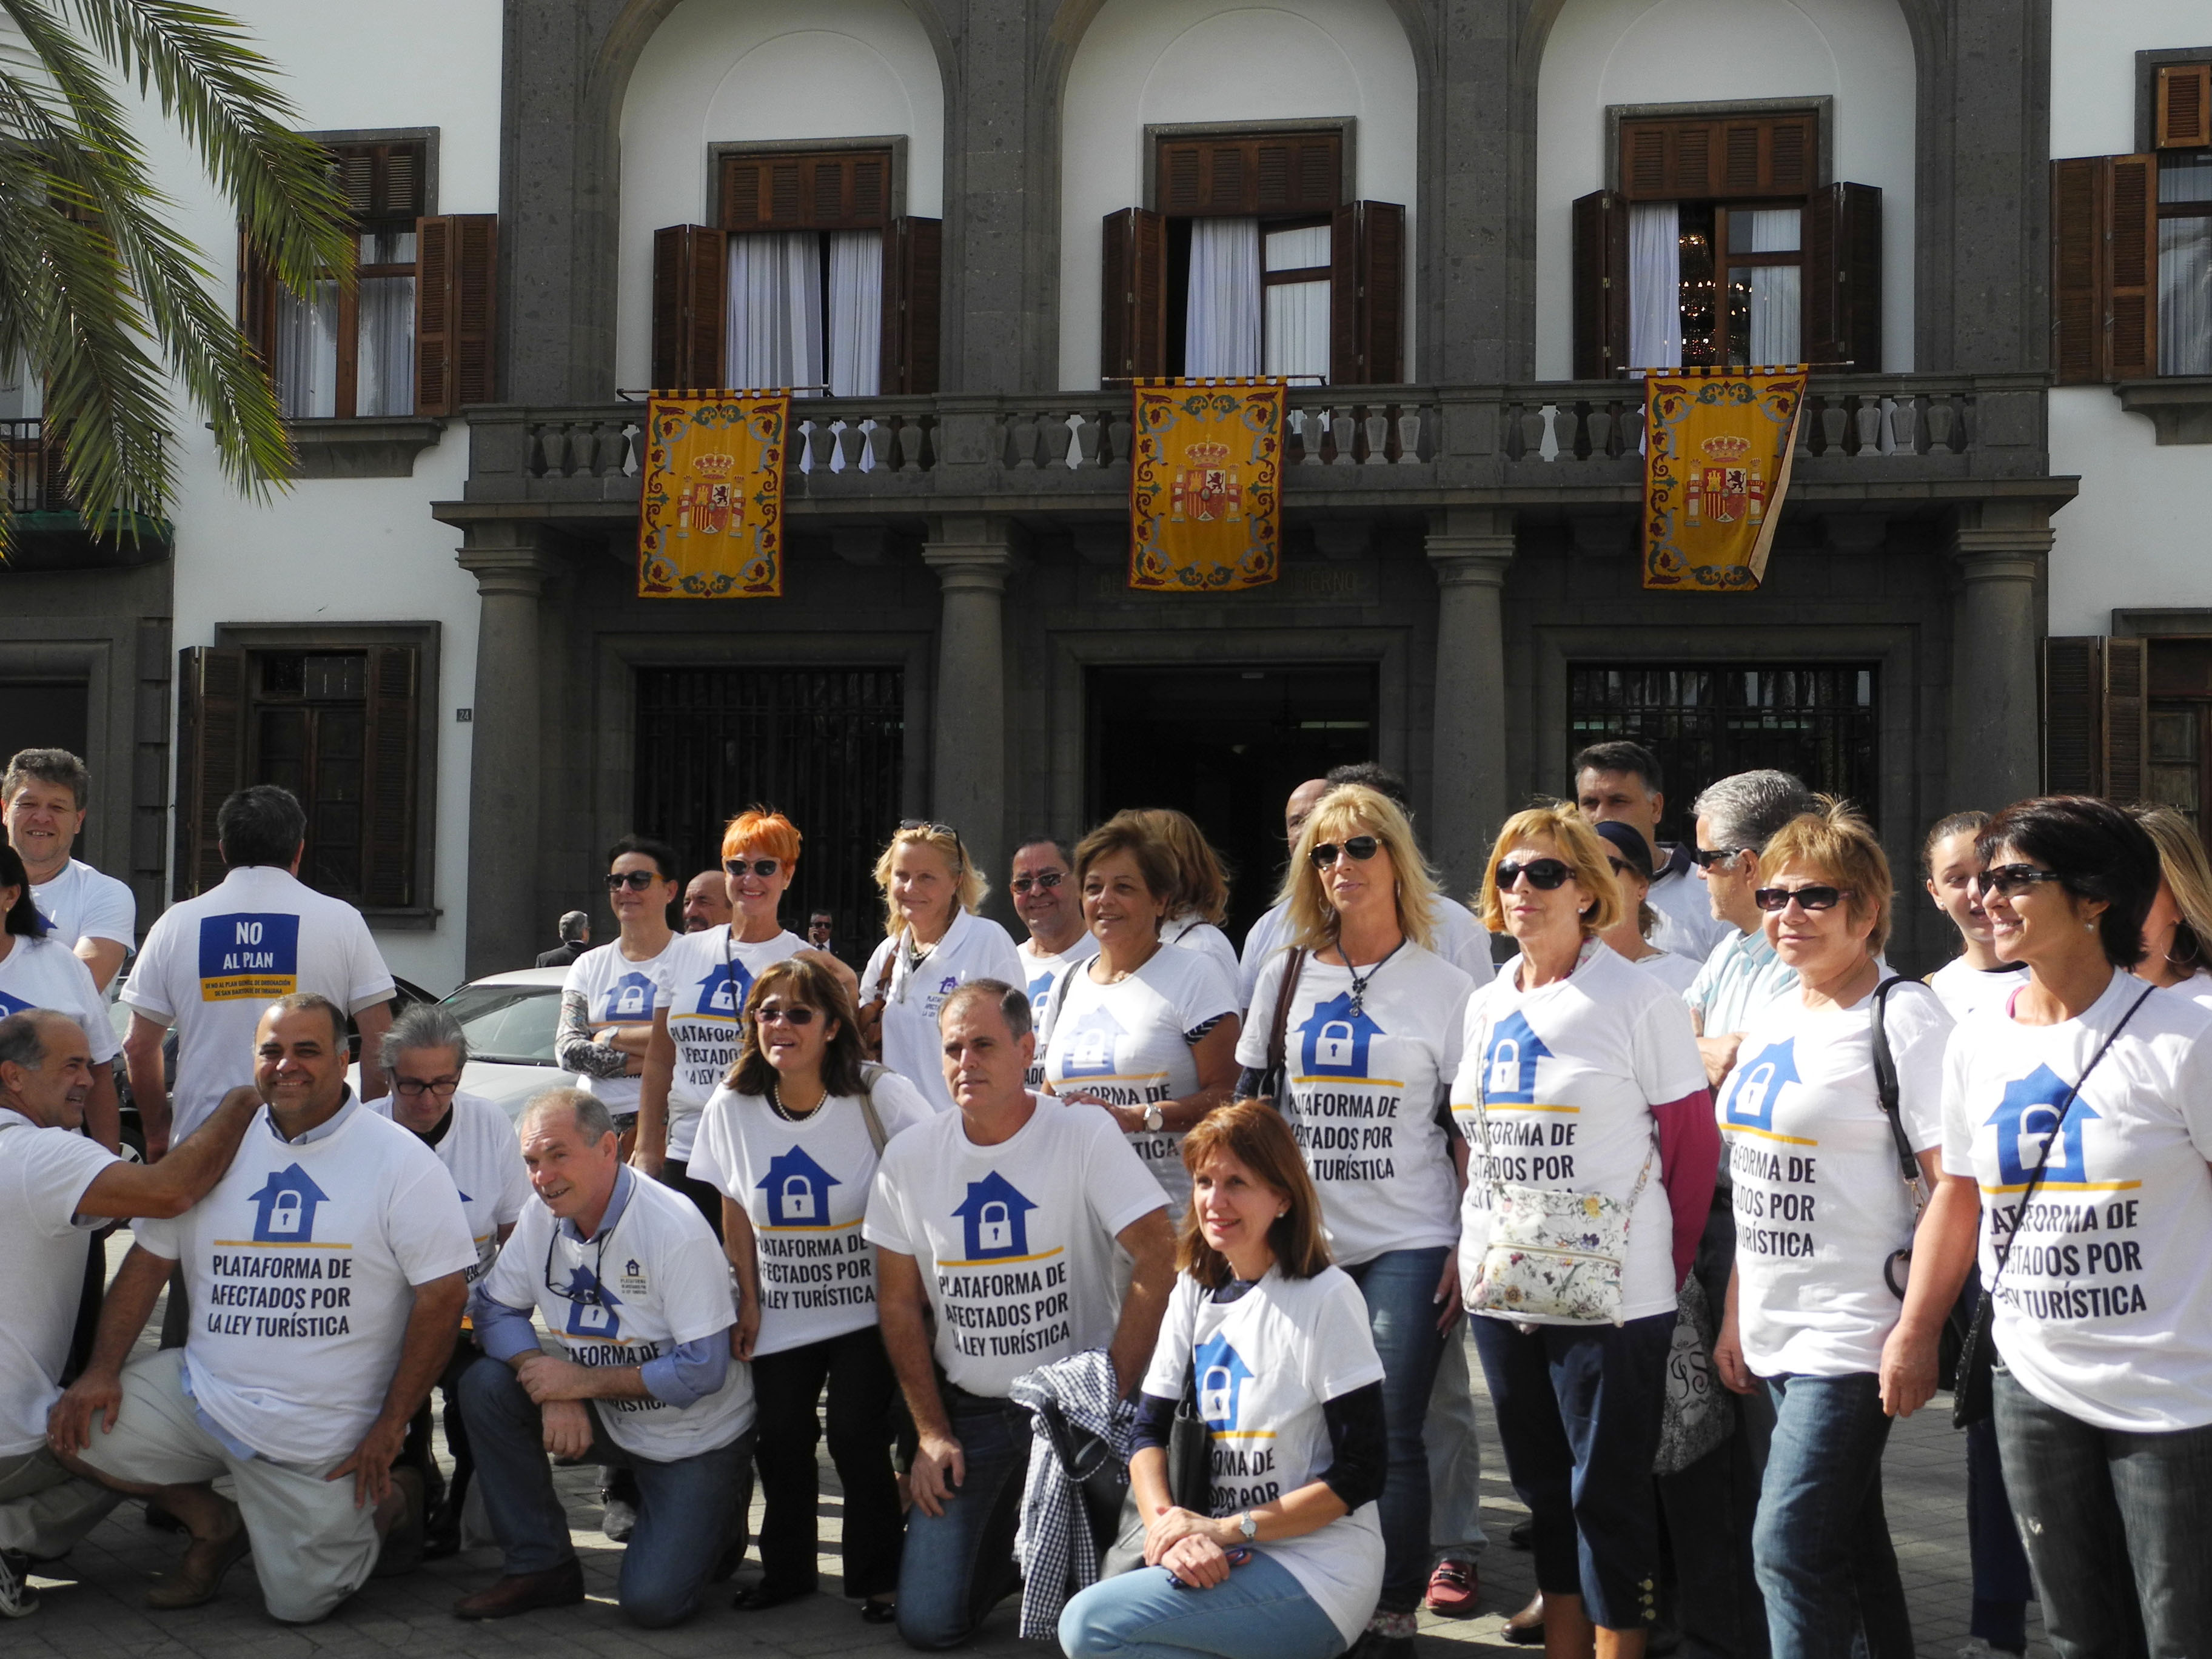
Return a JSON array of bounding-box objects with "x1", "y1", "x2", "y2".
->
[
  {"x1": 603, "y1": 970, "x2": 659, "y2": 1020},
  {"x1": 1027, "y1": 969, "x2": 1058, "y2": 1020},
  {"x1": 954, "y1": 1171, "x2": 1038, "y2": 1260},
  {"x1": 247, "y1": 1164, "x2": 329, "y2": 1242},
  {"x1": 1298, "y1": 993, "x2": 1384, "y2": 1077},
  {"x1": 561, "y1": 1263, "x2": 623, "y2": 1338},
  {"x1": 1723, "y1": 1040, "x2": 1801, "y2": 1133},
  {"x1": 759, "y1": 1145, "x2": 840, "y2": 1225},
  {"x1": 1481, "y1": 1013, "x2": 1555, "y2": 1103},
  {"x1": 1988, "y1": 1066, "x2": 2101, "y2": 1187},
  {"x1": 1059, "y1": 1006, "x2": 1126, "y2": 1079},
  {"x1": 689, "y1": 959, "x2": 751, "y2": 1019},
  {"x1": 0, "y1": 987, "x2": 30, "y2": 1019},
  {"x1": 1195, "y1": 1336, "x2": 1256, "y2": 1433}
]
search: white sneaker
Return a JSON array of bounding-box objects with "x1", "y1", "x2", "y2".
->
[
  {"x1": 1959, "y1": 1640, "x2": 2020, "y2": 1659},
  {"x1": 0, "y1": 1551, "x2": 38, "y2": 1618}
]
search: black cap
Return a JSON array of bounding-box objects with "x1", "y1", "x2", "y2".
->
[{"x1": 1592, "y1": 819, "x2": 1654, "y2": 881}]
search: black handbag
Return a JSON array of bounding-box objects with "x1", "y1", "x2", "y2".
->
[
  {"x1": 1101, "y1": 1358, "x2": 1213, "y2": 1576},
  {"x1": 1951, "y1": 983, "x2": 2153, "y2": 1429}
]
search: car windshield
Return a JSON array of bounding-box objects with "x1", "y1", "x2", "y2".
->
[{"x1": 440, "y1": 983, "x2": 561, "y2": 1066}]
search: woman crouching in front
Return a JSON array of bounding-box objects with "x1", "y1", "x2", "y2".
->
[{"x1": 1059, "y1": 1102, "x2": 1388, "y2": 1659}]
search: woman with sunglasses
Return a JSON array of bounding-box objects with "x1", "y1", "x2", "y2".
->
[
  {"x1": 1235, "y1": 782, "x2": 1473, "y2": 1659},
  {"x1": 635, "y1": 809, "x2": 810, "y2": 1224},
  {"x1": 1450, "y1": 804, "x2": 1716, "y2": 1659},
  {"x1": 1134, "y1": 808, "x2": 1243, "y2": 986},
  {"x1": 1937, "y1": 797, "x2": 2212, "y2": 1657},
  {"x1": 1590, "y1": 820, "x2": 1703, "y2": 997},
  {"x1": 2127, "y1": 804, "x2": 2212, "y2": 1009},
  {"x1": 558, "y1": 834, "x2": 683, "y2": 1148},
  {"x1": 1706, "y1": 802, "x2": 1965, "y2": 1659},
  {"x1": 1040, "y1": 813, "x2": 1241, "y2": 1216},
  {"x1": 689, "y1": 956, "x2": 930, "y2": 1621},
  {"x1": 860, "y1": 822, "x2": 1023, "y2": 1115}
]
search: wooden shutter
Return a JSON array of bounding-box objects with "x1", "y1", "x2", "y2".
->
[
  {"x1": 1618, "y1": 112, "x2": 1817, "y2": 202},
  {"x1": 881, "y1": 216, "x2": 942, "y2": 394},
  {"x1": 1804, "y1": 183, "x2": 1882, "y2": 369},
  {"x1": 1572, "y1": 190, "x2": 1629, "y2": 380},
  {"x1": 2157, "y1": 64, "x2": 2212, "y2": 149},
  {"x1": 415, "y1": 213, "x2": 498, "y2": 415},
  {"x1": 358, "y1": 643, "x2": 419, "y2": 909},
  {"x1": 2108, "y1": 155, "x2": 2157, "y2": 380},
  {"x1": 236, "y1": 228, "x2": 280, "y2": 378},
  {"x1": 2050, "y1": 156, "x2": 2159, "y2": 384},
  {"x1": 330, "y1": 141, "x2": 425, "y2": 221},
  {"x1": 1327, "y1": 201, "x2": 1403, "y2": 386},
  {"x1": 1157, "y1": 132, "x2": 1340, "y2": 216},
  {"x1": 721, "y1": 149, "x2": 892, "y2": 230},
  {"x1": 2043, "y1": 635, "x2": 2150, "y2": 799},
  {"x1": 649, "y1": 224, "x2": 728, "y2": 391},
  {"x1": 1101, "y1": 208, "x2": 1167, "y2": 381},
  {"x1": 174, "y1": 646, "x2": 249, "y2": 900}
]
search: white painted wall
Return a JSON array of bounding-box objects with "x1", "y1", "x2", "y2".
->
[
  {"x1": 2046, "y1": 0, "x2": 2212, "y2": 636},
  {"x1": 134, "y1": 0, "x2": 504, "y2": 993},
  {"x1": 1056, "y1": 0, "x2": 1420, "y2": 390},
  {"x1": 1534, "y1": 0, "x2": 1917, "y2": 378},
  {"x1": 615, "y1": 0, "x2": 946, "y2": 389}
]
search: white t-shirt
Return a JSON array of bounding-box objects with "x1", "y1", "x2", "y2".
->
[
  {"x1": 1164, "y1": 914, "x2": 1240, "y2": 986},
  {"x1": 1926, "y1": 957, "x2": 2030, "y2": 1024},
  {"x1": 688, "y1": 1071, "x2": 932, "y2": 1355},
  {"x1": 862, "y1": 910, "x2": 1025, "y2": 1114},
  {"x1": 562, "y1": 939, "x2": 679, "y2": 1116},
  {"x1": 135, "y1": 1099, "x2": 475, "y2": 1464},
  {"x1": 1632, "y1": 949, "x2": 1704, "y2": 999},
  {"x1": 1450, "y1": 942, "x2": 1707, "y2": 1324},
  {"x1": 1018, "y1": 933, "x2": 1101, "y2": 1088},
  {"x1": 1145, "y1": 1269, "x2": 1386, "y2": 1646},
  {"x1": 2138, "y1": 966, "x2": 2212, "y2": 1014},
  {"x1": 1237, "y1": 944, "x2": 1472, "y2": 1265},
  {"x1": 1647, "y1": 860, "x2": 1729, "y2": 962},
  {"x1": 481, "y1": 1171, "x2": 756, "y2": 1459},
  {"x1": 1041, "y1": 945, "x2": 1239, "y2": 1216},
  {"x1": 1940, "y1": 973, "x2": 2212, "y2": 1432},
  {"x1": 371, "y1": 1091, "x2": 531, "y2": 1284},
  {"x1": 1238, "y1": 897, "x2": 1493, "y2": 1011},
  {"x1": 0, "y1": 934, "x2": 120, "y2": 1064},
  {"x1": 31, "y1": 857, "x2": 136, "y2": 950},
  {"x1": 122, "y1": 866, "x2": 394, "y2": 1140},
  {"x1": 1717, "y1": 984, "x2": 1952, "y2": 1377},
  {"x1": 863, "y1": 1096, "x2": 1167, "y2": 1397},
  {"x1": 651, "y1": 925, "x2": 806, "y2": 1159},
  {"x1": 0, "y1": 1111, "x2": 119, "y2": 1455}
]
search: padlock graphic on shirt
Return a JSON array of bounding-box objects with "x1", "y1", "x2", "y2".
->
[
  {"x1": 1487, "y1": 1039, "x2": 1522, "y2": 1094},
  {"x1": 1201, "y1": 1362, "x2": 1235, "y2": 1423},
  {"x1": 1316, "y1": 1019, "x2": 1358, "y2": 1068},
  {"x1": 574, "y1": 1301, "x2": 613, "y2": 1333},
  {"x1": 979, "y1": 1200, "x2": 1013, "y2": 1252},
  {"x1": 782, "y1": 1173, "x2": 816, "y2": 1220},
  {"x1": 616, "y1": 982, "x2": 648, "y2": 1015},
  {"x1": 1074, "y1": 1030, "x2": 1111, "y2": 1069},
  {"x1": 267, "y1": 1190, "x2": 304, "y2": 1235}
]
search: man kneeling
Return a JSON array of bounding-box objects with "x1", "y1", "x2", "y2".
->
[{"x1": 458, "y1": 1088, "x2": 753, "y2": 1627}]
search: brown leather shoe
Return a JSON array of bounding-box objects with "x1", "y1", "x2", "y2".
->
[
  {"x1": 144, "y1": 1499, "x2": 250, "y2": 1610},
  {"x1": 453, "y1": 1560, "x2": 586, "y2": 1620},
  {"x1": 1503, "y1": 1590, "x2": 1546, "y2": 1646}
]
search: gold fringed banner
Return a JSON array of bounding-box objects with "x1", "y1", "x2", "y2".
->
[
  {"x1": 637, "y1": 392, "x2": 790, "y2": 598},
  {"x1": 1641, "y1": 366, "x2": 1808, "y2": 591},
  {"x1": 1128, "y1": 377, "x2": 1284, "y2": 592}
]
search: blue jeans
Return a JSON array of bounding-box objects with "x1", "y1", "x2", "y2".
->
[
  {"x1": 896, "y1": 1393, "x2": 1031, "y2": 1649},
  {"x1": 1993, "y1": 1364, "x2": 2212, "y2": 1659},
  {"x1": 1060, "y1": 1549, "x2": 1347, "y2": 1659},
  {"x1": 460, "y1": 1356, "x2": 750, "y2": 1628},
  {"x1": 1966, "y1": 1416, "x2": 2033, "y2": 1652},
  {"x1": 1341, "y1": 1245, "x2": 1450, "y2": 1614},
  {"x1": 1752, "y1": 1373, "x2": 1911, "y2": 1659}
]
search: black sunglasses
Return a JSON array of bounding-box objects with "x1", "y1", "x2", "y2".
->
[
  {"x1": 1010, "y1": 871, "x2": 1065, "y2": 894},
  {"x1": 899, "y1": 819, "x2": 967, "y2": 872},
  {"x1": 754, "y1": 1004, "x2": 818, "y2": 1027},
  {"x1": 1973, "y1": 865, "x2": 2070, "y2": 899},
  {"x1": 604, "y1": 870, "x2": 662, "y2": 891},
  {"x1": 1310, "y1": 836, "x2": 1381, "y2": 868},
  {"x1": 724, "y1": 857, "x2": 782, "y2": 879},
  {"x1": 1691, "y1": 846, "x2": 1751, "y2": 870},
  {"x1": 1496, "y1": 857, "x2": 1573, "y2": 891},
  {"x1": 1754, "y1": 885, "x2": 1855, "y2": 913}
]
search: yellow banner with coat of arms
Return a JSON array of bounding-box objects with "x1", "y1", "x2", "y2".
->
[
  {"x1": 1641, "y1": 367, "x2": 1808, "y2": 591},
  {"x1": 637, "y1": 393, "x2": 790, "y2": 598},
  {"x1": 1128, "y1": 378, "x2": 1284, "y2": 592}
]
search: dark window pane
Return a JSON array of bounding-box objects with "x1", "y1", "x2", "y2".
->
[
  {"x1": 305, "y1": 655, "x2": 366, "y2": 699},
  {"x1": 261, "y1": 653, "x2": 306, "y2": 697}
]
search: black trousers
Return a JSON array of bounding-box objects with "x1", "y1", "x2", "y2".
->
[
  {"x1": 404, "y1": 1339, "x2": 483, "y2": 1517},
  {"x1": 662, "y1": 1160, "x2": 725, "y2": 1240},
  {"x1": 749, "y1": 1326, "x2": 904, "y2": 1598}
]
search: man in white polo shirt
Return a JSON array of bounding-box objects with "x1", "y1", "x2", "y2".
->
[
  {"x1": 458, "y1": 1087, "x2": 752, "y2": 1628},
  {"x1": 4, "y1": 749, "x2": 136, "y2": 993},
  {"x1": 866, "y1": 980, "x2": 1174, "y2": 1649},
  {"x1": 51, "y1": 994, "x2": 473, "y2": 1624},
  {"x1": 1010, "y1": 836, "x2": 1098, "y2": 1088}
]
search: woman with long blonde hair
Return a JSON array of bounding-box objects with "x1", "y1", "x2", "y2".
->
[{"x1": 2128, "y1": 803, "x2": 2212, "y2": 1007}]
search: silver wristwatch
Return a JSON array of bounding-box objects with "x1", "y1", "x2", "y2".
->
[
  {"x1": 1239, "y1": 1511, "x2": 1258, "y2": 1542},
  {"x1": 1143, "y1": 1102, "x2": 1165, "y2": 1132}
]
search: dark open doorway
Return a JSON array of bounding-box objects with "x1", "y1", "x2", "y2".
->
[{"x1": 1085, "y1": 663, "x2": 1380, "y2": 951}]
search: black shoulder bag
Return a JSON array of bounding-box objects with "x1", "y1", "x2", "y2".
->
[
  {"x1": 1242, "y1": 948, "x2": 1307, "y2": 1111},
  {"x1": 1101, "y1": 1342, "x2": 1213, "y2": 1577},
  {"x1": 1868, "y1": 978, "x2": 1976, "y2": 1384},
  {"x1": 1951, "y1": 982, "x2": 2154, "y2": 1429}
]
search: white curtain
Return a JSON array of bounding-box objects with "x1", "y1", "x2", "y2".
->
[
  {"x1": 1185, "y1": 217, "x2": 1261, "y2": 377},
  {"x1": 0, "y1": 357, "x2": 39, "y2": 420},
  {"x1": 1262, "y1": 223, "x2": 1330, "y2": 378},
  {"x1": 1742, "y1": 208, "x2": 1801, "y2": 366},
  {"x1": 355, "y1": 275, "x2": 416, "y2": 416},
  {"x1": 275, "y1": 281, "x2": 340, "y2": 418},
  {"x1": 1628, "y1": 203, "x2": 1681, "y2": 369},
  {"x1": 2159, "y1": 156, "x2": 2212, "y2": 375},
  {"x1": 726, "y1": 232, "x2": 823, "y2": 391},
  {"x1": 826, "y1": 230, "x2": 883, "y2": 397}
]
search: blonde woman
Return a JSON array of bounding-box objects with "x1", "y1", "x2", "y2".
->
[
  {"x1": 859, "y1": 822, "x2": 1022, "y2": 1114},
  {"x1": 1133, "y1": 808, "x2": 1242, "y2": 985},
  {"x1": 2128, "y1": 804, "x2": 2212, "y2": 1008},
  {"x1": 1235, "y1": 782, "x2": 1473, "y2": 1654}
]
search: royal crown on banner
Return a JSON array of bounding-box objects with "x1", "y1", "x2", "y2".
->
[
  {"x1": 1641, "y1": 366, "x2": 1808, "y2": 592},
  {"x1": 637, "y1": 391, "x2": 790, "y2": 599}
]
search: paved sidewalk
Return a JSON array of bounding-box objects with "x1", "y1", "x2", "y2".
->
[{"x1": 14, "y1": 1322, "x2": 2047, "y2": 1659}]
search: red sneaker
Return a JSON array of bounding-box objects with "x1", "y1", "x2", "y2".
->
[{"x1": 1425, "y1": 1557, "x2": 1480, "y2": 1618}]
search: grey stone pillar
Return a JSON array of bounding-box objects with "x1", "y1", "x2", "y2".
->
[
  {"x1": 1949, "y1": 504, "x2": 2050, "y2": 813},
  {"x1": 1427, "y1": 509, "x2": 1515, "y2": 898},
  {"x1": 458, "y1": 523, "x2": 552, "y2": 977},
  {"x1": 923, "y1": 517, "x2": 1015, "y2": 886}
]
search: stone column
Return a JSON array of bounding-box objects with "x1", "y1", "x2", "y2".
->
[
  {"x1": 1949, "y1": 504, "x2": 2051, "y2": 813},
  {"x1": 457, "y1": 523, "x2": 553, "y2": 977},
  {"x1": 922, "y1": 517, "x2": 1016, "y2": 888},
  {"x1": 1427, "y1": 509, "x2": 1516, "y2": 897}
]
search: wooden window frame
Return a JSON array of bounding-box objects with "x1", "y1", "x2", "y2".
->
[
  {"x1": 286, "y1": 132, "x2": 434, "y2": 422},
  {"x1": 1259, "y1": 212, "x2": 1332, "y2": 373},
  {"x1": 1673, "y1": 199, "x2": 1808, "y2": 368},
  {"x1": 1607, "y1": 99, "x2": 1829, "y2": 199}
]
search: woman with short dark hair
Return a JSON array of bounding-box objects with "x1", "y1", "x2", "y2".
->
[{"x1": 1937, "y1": 796, "x2": 2212, "y2": 1656}]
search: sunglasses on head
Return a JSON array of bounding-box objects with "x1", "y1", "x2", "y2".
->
[
  {"x1": 1010, "y1": 870, "x2": 1065, "y2": 894},
  {"x1": 754, "y1": 1004, "x2": 818, "y2": 1027},
  {"x1": 1972, "y1": 864, "x2": 2069, "y2": 899},
  {"x1": 1496, "y1": 857, "x2": 1573, "y2": 890},
  {"x1": 1309, "y1": 836, "x2": 1380, "y2": 868},
  {"x1": 899, "y1": 819, "x2": 967, "y2": 871},
  {"x1": 1753, "y1": 885, "x2": 1855, "y2": 913},
  {"x1": 1691, "y1": 846, "x2": 1751, "y2": 870},
  {"x1": 604, "y1": 870, "x2": 662, "y2": 891},
  {"x1": 724, "y1": 857, "x2": 781, "y2": 879}
]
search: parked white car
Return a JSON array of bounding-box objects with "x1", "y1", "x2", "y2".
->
[{"x1": 348, "y1": 965, "x2": 574, "y2": 1121}]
